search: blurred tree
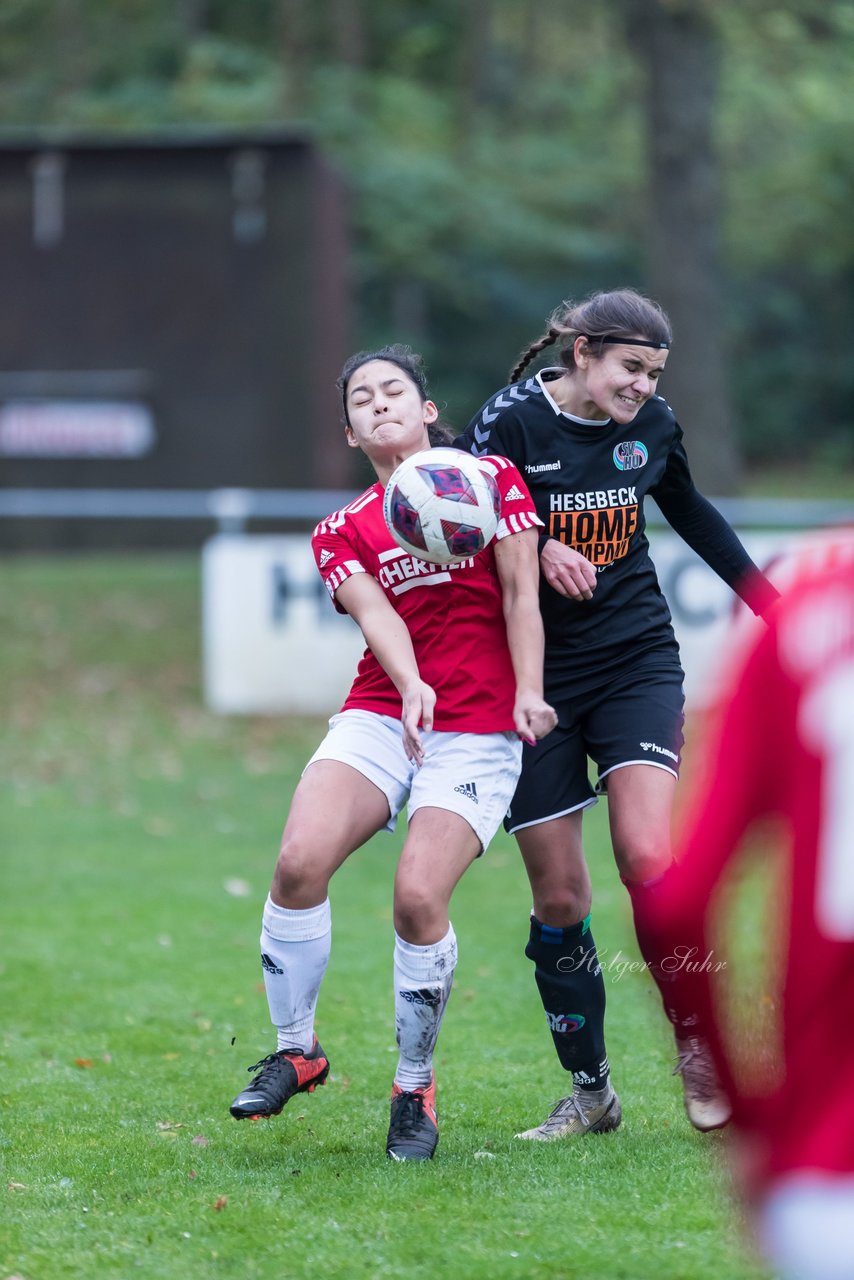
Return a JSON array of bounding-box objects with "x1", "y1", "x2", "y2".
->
[
  {"x1": 0, "y1": 0, "x2": 850, "y2": 480},
  {"x1": 329, "y1": 0, "x2": 365, "y2": 68},
  {"x1": 720, "y1": 0, "x2": 854, "y2": 472},
  {"x1": 622, "y1": 0, "x2": 741, "y2": 493},
  {"x1": 275, "y1": 0, "x2": 310, "y2": 115}
]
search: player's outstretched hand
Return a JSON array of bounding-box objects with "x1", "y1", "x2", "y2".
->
[
  {"x1": 514, "y1": 694, "x2": 558, "y2": 746},
  {"x1": 401, "y1": 679, "x2": 437, "y2": 766},
  {"x1": 540, "y1": 540, "x2": 597, "y2": 600}
]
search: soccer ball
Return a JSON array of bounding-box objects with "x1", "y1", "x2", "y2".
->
[{"x1": 383, "y1": 447, "x2": 500, "y2": 565}]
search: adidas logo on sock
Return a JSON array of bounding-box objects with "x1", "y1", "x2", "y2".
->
[
  {"x1": 453, "y1": 781, "x2": 478, "y2": 803},
  {"x1": 260, "y1": 951, "x2": 284, "y2": 975},
  {"x1": 505, "y1": 484, "x2": 526, "y2": 502}
]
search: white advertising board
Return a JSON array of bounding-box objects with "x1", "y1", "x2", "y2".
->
[
  {"x1": 202, "y1": 534, "x2": 365, "y2": 715},
  {"x1": 202, "y1": 527, "x2": 853, "y2": 715}
]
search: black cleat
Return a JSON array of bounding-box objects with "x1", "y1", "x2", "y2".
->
[
  {"x1": 386, "y1": 1076, "x2": 438, "y2": 1161},
  {"x1": 230, "y1": 1037, "x2": 330, "y2": 1119}
]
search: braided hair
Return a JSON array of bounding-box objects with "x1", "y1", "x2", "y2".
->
[
  {"x1": 337, "y1": 345, "x2": 453, "y2": 445},
  {"x1": 509, "y1": 289, "x2": 672, "y2": 383}
]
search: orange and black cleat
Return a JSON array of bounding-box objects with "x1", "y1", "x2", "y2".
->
[
  {"x1": 386, "y1": 1075, "x2": 439, "y2": 1161},
  {"x1": 229, "y1": 1037, "x2": 330, "y2": 1119}
]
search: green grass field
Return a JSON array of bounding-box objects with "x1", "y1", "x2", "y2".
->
[{"x1": 0, "y1": 555, "x2": 772, "y2": 1280}]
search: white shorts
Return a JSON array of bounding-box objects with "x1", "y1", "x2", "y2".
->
[
  {"x1": 304, "y1": 709, "x2": 523, "y2": 853},
  {"x1": 758, "y1": 1173, "x2": 854, "y2": 1280}
]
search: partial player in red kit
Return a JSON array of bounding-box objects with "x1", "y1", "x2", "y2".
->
[
  {"x1": 227, "y1": 345, "x2": 556, "y2": 1161},
  {"x1": 640, "y1": 549, "x2": 854, "y2": 1280}
]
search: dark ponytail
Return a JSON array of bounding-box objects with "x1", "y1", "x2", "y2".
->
[{"x1": 509, "y1": 327, "x2": 561, "y2": 383}]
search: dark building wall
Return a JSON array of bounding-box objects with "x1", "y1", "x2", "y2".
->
[{"x1": 0, "y1": 129, "x2": 352, "y2": 547}]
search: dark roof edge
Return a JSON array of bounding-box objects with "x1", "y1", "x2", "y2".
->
[{"x1": 0, "y1": 123, "x2": 314, "y2": 152}]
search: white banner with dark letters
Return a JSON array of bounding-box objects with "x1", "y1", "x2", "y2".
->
[
  {"x1": 202, "y1": 534, "x2": 365, "y2": 716},
  {"x1": 202, "y1": 528, "x2": 852, "y2": 715}
]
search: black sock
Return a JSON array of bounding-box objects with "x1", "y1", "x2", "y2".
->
[{"x1": 525, "y1": 914, "x2": 610, "y2": 1091}]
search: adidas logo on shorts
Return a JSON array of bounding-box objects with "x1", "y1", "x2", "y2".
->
[
  {"x1": 504, "y1": 485, "x2": 526, "y2": 502},
  {"x1": 453, "y1": 782, "x2": 479, "y2": 803}
]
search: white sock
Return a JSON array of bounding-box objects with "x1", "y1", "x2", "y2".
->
[
  {"x1": 393, "y1": 925, "x2": 457, "y2": 1091},
  {"x1": 260, "y1": 895, "x2": 331, "y2": 1054}
]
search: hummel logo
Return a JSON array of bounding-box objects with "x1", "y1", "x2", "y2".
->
[
  {"x1": 505, "y1": 484, "x2": 526, "y2": 502},
  {"x1": 639, "y1": 741, "x2": 679, "y2": 763},
  {"x1": 261, "y1": 952, "x2": 284, "y2": 975},
  {"x1": 453, "y1": 781, "x2": 478, "y2": 803},
  {"x1": 319, "y1": 549, "x2": 334, "y2": 568}
]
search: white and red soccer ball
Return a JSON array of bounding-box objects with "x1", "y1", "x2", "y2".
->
[{"x1": 383, "y1": 448, "x2": 500, "y2": 565}]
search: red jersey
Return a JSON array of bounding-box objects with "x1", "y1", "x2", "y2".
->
[
  {"x1": 312, "y1": 454, "x2": 542, "y2": 732},
  {"x1": 646, "y1": 556, "x2": 854, "y2": 1186}
]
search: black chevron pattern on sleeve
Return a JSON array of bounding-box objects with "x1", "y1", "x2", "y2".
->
[{"x1": 470, "y1": 379, "x2": 541, "y2": 455}]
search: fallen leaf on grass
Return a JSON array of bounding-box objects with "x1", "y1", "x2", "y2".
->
[
  {"x1": 212, "y1": 1197, "x2": 228, "y2": 1211},
  {"x1": 7, "y1": 1182, "x2": 27, "y2": 1191},
  {"x1": 156, "y1": 1122, "x2": 186, "y2": 1131},
  {"x1": 191, "y1": 1135, "x2": 209, "y2": 1147},
  {"x1": 73, "y1": 1058, "x2": 94, "y2": 1068},
  {"x1": 224, "y1": 878, "x2": 251, "y2": 898},
  {"x1": 188, "y1": 1170, "x2": 198, "y2": 1180}
]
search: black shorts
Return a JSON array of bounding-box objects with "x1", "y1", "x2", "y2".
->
[{"x1": 505, "y1": 659, "x2": 685, "y2": 834}]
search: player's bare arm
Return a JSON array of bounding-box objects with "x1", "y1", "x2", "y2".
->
[
  {"x1": 494, "y1": 529, "x2": 558, "y2": 744},
  {"x1": 334, "y1": 572, "x2": 436, "y2": 764},
  {"x1": 539, "y1": 537, "x2": 597, "y2": 601}
]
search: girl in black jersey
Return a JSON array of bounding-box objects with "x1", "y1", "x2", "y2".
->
[{"x1": 455, "y1": 288, "x2": 778, "y2": 1141}]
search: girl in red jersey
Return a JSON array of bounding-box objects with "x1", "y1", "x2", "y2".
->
[
  {"x1": 640, "y1": 551, "x2": 854, "y2": 1280},
  {"x1": 229, "y1": 346, "x2": 556, "y2": 1161}
]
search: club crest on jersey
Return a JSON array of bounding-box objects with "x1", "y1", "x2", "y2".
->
[{"x1": 613, "y1": 440, "x2": 648, "y2": 471}]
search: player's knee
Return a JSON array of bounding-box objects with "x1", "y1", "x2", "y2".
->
[
  {"x1": 614, "y1": 840, "x2": 671, "y2": 886},
  {"x1": 534, "y1": 883, "x2": 590, "y2": 925},
  {"x1": 393, "y1": 882, "x2": 445, "y2": 942},
  {"x1": 271, "y1": 837, "x2": 325, "y2": 902}
]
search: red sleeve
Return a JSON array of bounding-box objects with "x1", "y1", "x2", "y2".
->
[
  {"x1": 311, "y1": 498, "x2": 372, "y2": 615},
  {"x1": 480, "y1": 455, "x2": 544, "y2": 540}
]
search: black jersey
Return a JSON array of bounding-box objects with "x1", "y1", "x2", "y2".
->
[{"x1": 455, "y1": 368, "x2": 775, "y2": 688}]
